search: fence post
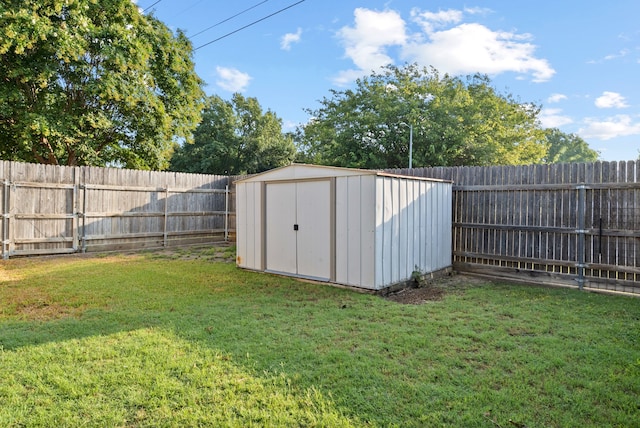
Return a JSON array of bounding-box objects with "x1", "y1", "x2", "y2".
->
[
  {"x1": 80, "y1": 183, "x2": 88, "y2": 253},
  {"x1": 2, "y1": 180, "x2": 9, "y2": 259},
  {"x1": 576, "y1": 184, "x2": 587, "y2": 290},
  {"x1": 72, "y1": 169, "x2": 80, "y2": 253},
  {"x1": 224, "y1": 184, "x2": 229, "y2": 242},
  {"x1": 163, "y1": 187, "x2": 169, "y2": 247},
  {"x1": 6, "y1": 180, "x2": 15, "y2": 258}
]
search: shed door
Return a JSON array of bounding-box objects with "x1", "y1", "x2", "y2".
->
[
  {"x1": 265, "y1": 180, "x2": 331, "y2": 280},
  {"x1": 265, "y1": 182, "x2": 297, "y2": 274}
]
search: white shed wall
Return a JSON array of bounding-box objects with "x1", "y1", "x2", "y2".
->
[
  {"x1": 374, "y1": 176, "x2": 452, "y2": 289},
  {"x1": 235, "y1": 182, "x2": 262, "y2": 270},
  {"x1": 335, "y1": 175, "x2": 376, "y2": 288}
]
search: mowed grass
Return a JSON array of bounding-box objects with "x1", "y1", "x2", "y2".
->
[{"x1": 0, "y1": 252, "x2": 638, "y2": 427}]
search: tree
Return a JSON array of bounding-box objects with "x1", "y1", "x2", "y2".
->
[
  {"x1": 296, "y1": 64, "x2": 547, "y2": 169},
  {"x1": 542, "y1": 128, "x2": 599, "y2": 163},
  {"x1": 0, "y1": 0, "x2": 204, "y2": 169},
  {"x1": 169, "y1": 94, "x2": 296, "y2": 175}
]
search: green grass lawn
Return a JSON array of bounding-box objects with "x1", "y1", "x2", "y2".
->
[{"x1": 0, "y1": 249, "x2": 638, "y2": 427}]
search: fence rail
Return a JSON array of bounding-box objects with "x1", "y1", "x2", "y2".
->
[
  {"x1": 388, "y1": 161, "x2": 640, "y2": 295},
  {"x1": 2, "y1": 160, "x2": 639, "y2": 295},
  {"x1": 0, "y1": 161, "x2": 237, "y2": 258}
]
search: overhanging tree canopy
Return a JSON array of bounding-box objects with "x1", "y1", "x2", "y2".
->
[
  {"x1": 296, "y1": 64, "x2": 548, "y2": 169},
  {"x1": 0, "y1": 0, "x2": 204, "y2": 169}
]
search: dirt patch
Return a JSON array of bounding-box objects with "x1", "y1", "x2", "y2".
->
[
  {"x1": 0, "y1": 284, "x2": 86, "y2": 321},
  {"x1": 143, "y1": 244, "x2": 236, "y2": 263},
  {"x1": 385, "y1": 285, "x2": 446, "y2": 304},
  {"x1": 16, "y1": 302, "x2": 85, "y2": 321},
  {"x1": 384, "y1": 273, "x2": 489, "y2": 304}
]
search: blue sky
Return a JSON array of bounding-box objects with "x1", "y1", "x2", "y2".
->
[{"x1": 138, "y1": 0, "x2": 640, "y2": 162}]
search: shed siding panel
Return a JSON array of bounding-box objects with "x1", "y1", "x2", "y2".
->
[
  {"x1": 426, "y1": 182, "x2": 436, "y2": 272},
  {"x1": 235, "y1": 183, "x2": 247, "y2": 268},
  {"x1": 249, "y1": 182, "x2": 261, "y2": 269},
  {"x1": 359, "y1": 176, "x2": 376, "y2": 289},
  {"x1": 399, "y1": 179, "x2": 409, "y2": 282},
  {"x1": 335, "y1": 177, "x2": 349, "y2": 284},
  {"x1": 381, "y1": 177, "x2": 395, "y2": 287},
  {"x1": 374, "y1": 178, "x2": 385, "y2": 289},
  {"x1": 418, "y1": 181, "x2": 427, "y2": 270},
  {"x1": 411, "y1": 181, "x2": 419, "y2": 269},
  {"x1": 236, "y1": 182, "x2": 262, "y2": 270},
  {"x1": 391, "y1": 178, "x2": 401, "y2": 284},
  {"x1": 336, "y1": 176, "x2": 375, "y2": 288},
  {"x1": 245, "y1": 183, "x2": 256, "y2": 269},
  {"x1": 346, "y1": 176, "x2": 362, "y2": 285}
]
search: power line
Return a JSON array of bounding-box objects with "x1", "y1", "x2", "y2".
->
[
  {"x1": 141, "y1": 0, "x2": 163, "y2": 12},
  {"x1": 194, "y1": 0, "x2": 306, "y2": 51},
  {"x1": 174, "y1": 0, "x2": 207, "y2": 18},
  {"x1": 189, "y1": 0, "x2": 271, "y2": 39}
]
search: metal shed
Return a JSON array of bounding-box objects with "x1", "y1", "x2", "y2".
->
[{"x1": 235, "y1": 164, "x2": 452, "y2": 291}]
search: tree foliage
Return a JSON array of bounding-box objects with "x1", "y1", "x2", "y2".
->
[
  {"x1": 169, "y1": 94, "x2": 296, "y2": 175},
  {"x1": 296, "y1": 64, "x2": 548, "y2": 169},
  {"x1": 0, "y1": 0, "x2": 204, "y2": 169},
  {"x1": 542, "y1": 128, "x2": 599, "y2": 163}
]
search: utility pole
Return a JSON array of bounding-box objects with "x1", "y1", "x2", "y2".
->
[{"x1": 409, "y1": 124, "x2": 413, "y2": 169}]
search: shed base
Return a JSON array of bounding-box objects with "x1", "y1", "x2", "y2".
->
[
  {"x1": 236, "y1": 265, "x2": 454, "y2": 295},
  {"x1": 375, "y1": 266, "x2": 454, "y2": 296}
]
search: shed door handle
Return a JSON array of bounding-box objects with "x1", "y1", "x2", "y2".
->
[{"x1": 293, "y1": 224, "x2": 299, "y2": 231}]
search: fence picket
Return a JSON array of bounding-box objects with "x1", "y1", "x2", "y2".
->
[
  {"x1": 403, "y1": 161, "x2": 639, "y2": 294},
  {"x1": 1, "y1": 162, "x2": 232, "y2": 256},
  {"x1": 2, "y1": 160, "x2": 638, "y2": 294}
]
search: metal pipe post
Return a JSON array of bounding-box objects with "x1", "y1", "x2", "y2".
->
[{"x1": 576, "y1": 184, "x2": 587, "y2": 290}]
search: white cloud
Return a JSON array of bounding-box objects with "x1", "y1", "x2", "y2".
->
[
  {"x1": 282, "y1": 119, "x2": 298, "y2": 131},
  {"x1": 588, "y1": 49, "x2": 630, "y2": 63},
  {"x1": 547, "y1": 93, "x2": 567, "y2": 103},
  {"x1": 463, "y1": 7, "x2": 492, "y2": 16},
  {"x1": 604, "y1": 49, "x2": 630, "y2": 60},
  {"x1": 539, "y1": 108, "x2": 573, "y2": 128},
  {"x1": 411, "y1": 8, "x2": 463, "y2": 33},
  {"x1": 595, "y1": 91, "x2": 629, "y2": 108},
  {"x1": 215, "y1": 66, "x2": 251, "y2": 92},
  {"x1": 578, "y1": 114, "x2": 640, "y2": 140},
  {"x1": 404, "y1": 21, "x2": 555, "y2": 82},
  {"x1": 281, "y1": 28, "x2": 302, "y2": 51},
  {"x1": 333, "y1": 68, "x2": 370, "y2": 87},
  {"x1": 334, "y1": 8, "x2": 407, "y2": 84},
  {"x1": 335, "y1": 8, "x2": 555, "y2": 86}
]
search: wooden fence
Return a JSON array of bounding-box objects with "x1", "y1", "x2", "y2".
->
[
  {"x1": 2, "y1": 159, "x2": 639, "y2": 295},
  {"x1": 0, "y1": 161, "x2": 237, "y2": 257},
  {"x1": 388, "y1": 161, "x2": 640, "y2": 295}
]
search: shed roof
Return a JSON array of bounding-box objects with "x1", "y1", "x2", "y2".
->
[{"x1": 234, "y1": 164, "x2": 452, "y2": 184}]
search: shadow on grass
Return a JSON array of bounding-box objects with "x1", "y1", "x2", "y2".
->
[{"x1": 1, "y1": 254, "x2": 639, "y2": 427}]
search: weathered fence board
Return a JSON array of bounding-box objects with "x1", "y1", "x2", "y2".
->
[
  {"x1": 3, "y1": 159, "x2": 638, "y2": 295},
  {"x1": 388, "y1": 160, "x2": 640, "y2": 295},
  {"x1": 0, "y1": 161, "x2": 237, "y2": 257}
]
